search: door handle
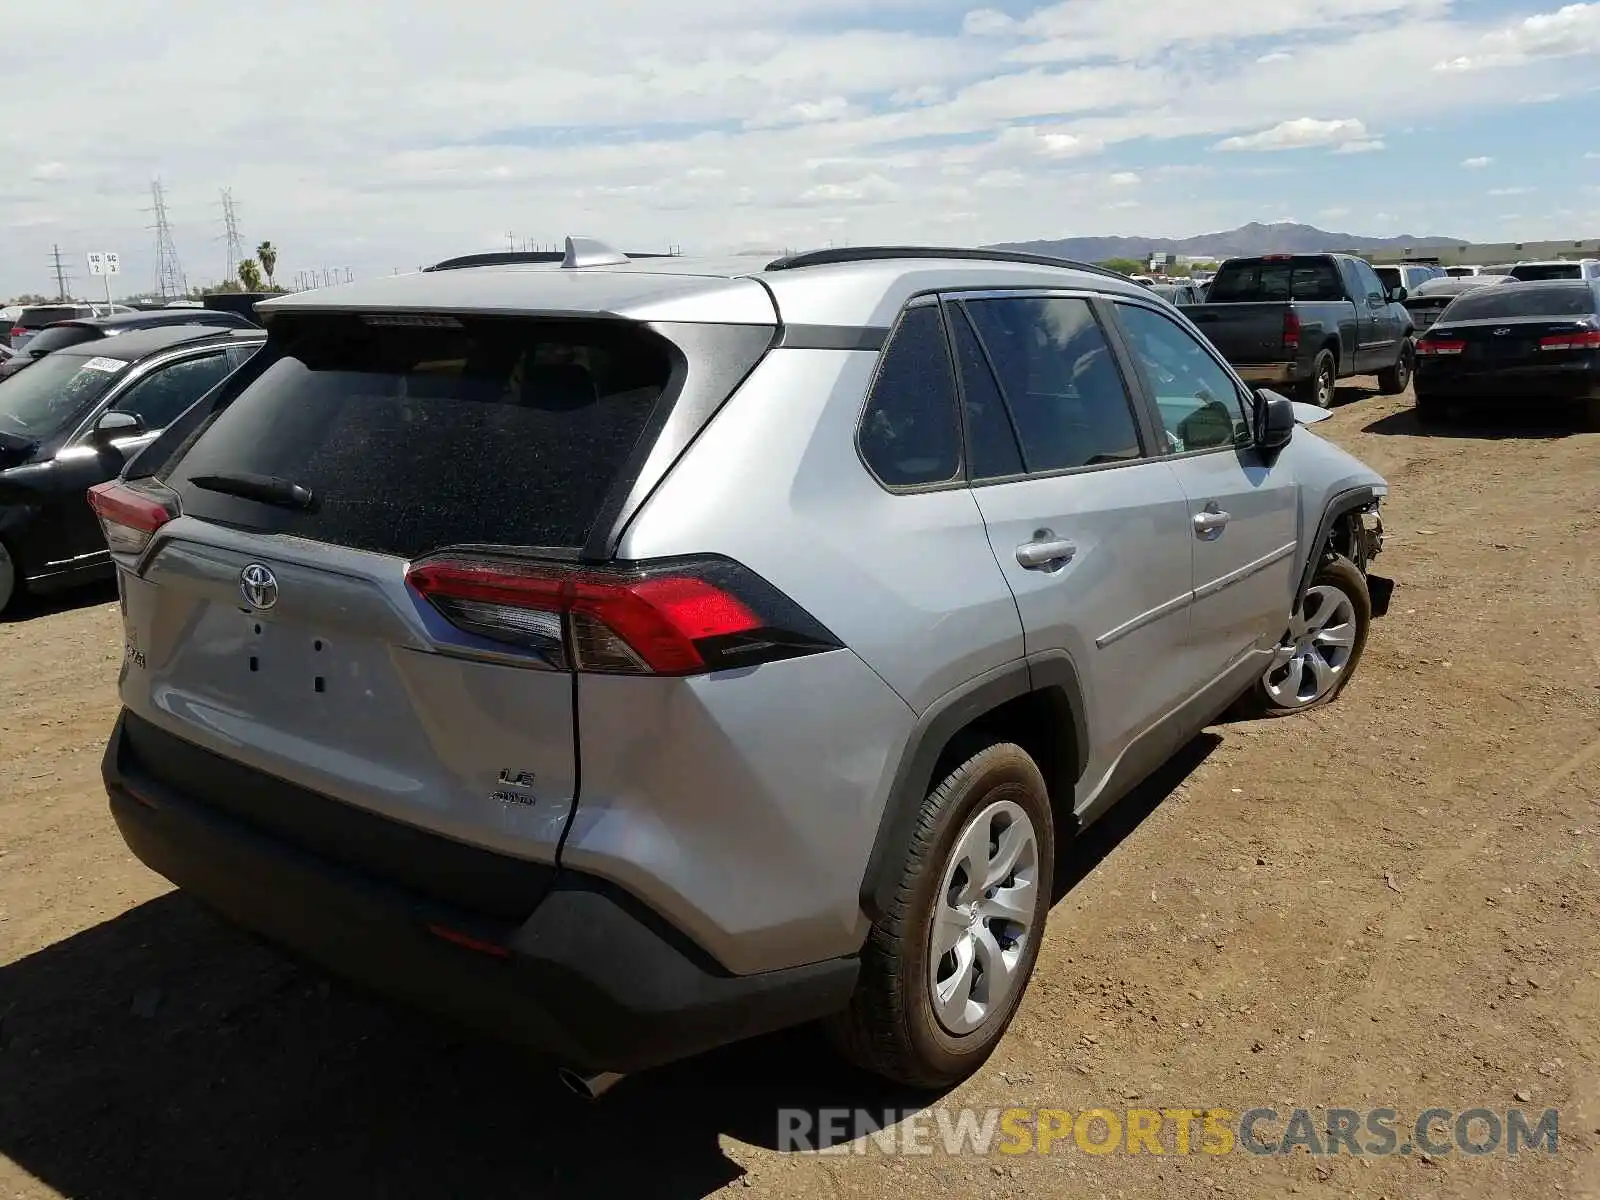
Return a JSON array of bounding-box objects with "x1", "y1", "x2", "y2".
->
[
  {"x1": 1016, "y1": 530, "x2": 1077, "y2": 571},
  {"x1": 1193, "y1": 504, "x2": 1231, "y2": 539}
]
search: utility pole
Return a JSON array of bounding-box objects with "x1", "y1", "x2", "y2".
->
[
  {"x1": 146, "y1": 178, "x2": 187, "y2": 300},
  {"x1": 220, "y1": 188, "x2": 246, "y2": 287},
  {"x1": 50, "y1": 244, "x2": 70, "y2": 300}
]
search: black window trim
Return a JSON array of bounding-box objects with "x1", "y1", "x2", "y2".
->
[
  {"x1": 1105, "y1": 296, "x2": 1259, "y2": 463},
  {"x1": 933, "y1": 286, "x2": 1162, "y2": 488},
  {"x1": 852, "y1": 294, "x2": 970, "y2": 496}
]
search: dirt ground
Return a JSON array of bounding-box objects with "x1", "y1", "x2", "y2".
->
[{"x1": 2, "y1": 383, "x2": 1598, "y2": 1200}]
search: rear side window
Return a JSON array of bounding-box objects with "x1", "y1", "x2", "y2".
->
[
  {"x1": 164, "y1": 315, "x2": 675, "y2": 558},
  {"x1": 1441, "y1": 285, "x2": 1597, "y2": 321},
  {"x1": 1508, "y1": 263, "x2": 1580, "y2": 282},
  {"x1": 857, "y1": 305, "x2": 962, "y2": 488},
  {"x1": 1208, "y1": 259, "x2": 1343, "y2": 303},
  {"x1": 962, "y1": 296, "x2": 1143, "y2": 472}
]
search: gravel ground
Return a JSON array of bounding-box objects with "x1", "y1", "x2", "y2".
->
[{"x1": 2, "y1": 382, "x2": 1598, "y2": 1200}]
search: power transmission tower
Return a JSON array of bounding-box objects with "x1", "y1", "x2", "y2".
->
[
  {"x1": 146, "y1": 178, "x2": 187, "y2": 300},
  {"x1": 50, "y1": 244, "x2": 71, "y2": 299},
  {"x1": 220, "y1": 188, "x2": 246, "y2": 287}
]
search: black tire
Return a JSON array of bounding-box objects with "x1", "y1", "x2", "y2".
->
[
  {"x1": 1377, "y1": 339, "x2": 1414, "y2": 395},
  {"x1": 0, "y1": 538, "x2": 20, "y2": 618},
  {"x1": 1245, "y1": 554, "x2": 1371, "y2": 719},
  {"x1": 1296, "y1": 350, "x2": 1337, "y2": 409},
  {"x1": 830, "y1": 741, "x2": 1055, "y2": 1089}
]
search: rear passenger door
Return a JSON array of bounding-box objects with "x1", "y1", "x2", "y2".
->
[
  {"x1": 946, "y1": 291, "x2": 1197, "y2": 809},
  {"x1": 1109, "y1": 299, "x2": 1299, "y2": 680}
]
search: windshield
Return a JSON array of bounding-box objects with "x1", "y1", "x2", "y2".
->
[
  {"x1": 1441, "y1": 284, "x2": 1596, "y2": 321},
  {"x1": 0, "y1": 352, "x2": 122, "y2": 440},
  {"x1": 1508, "y1": 263, "x2": 1581, "y2": 281},
  {"x1": 18, "y1": 306, "x2": 84, "y2": 329},
  {"x1": 22, "y1": 325, "x2": 101, "y2": 356}
]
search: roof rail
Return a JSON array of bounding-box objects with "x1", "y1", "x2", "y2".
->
[
  {"x1": 424, "y1": 241, "x2": 680, "y2": 273},
  {"x1": 763, "y1": 245, "x2": 1131, "y2": 282}
]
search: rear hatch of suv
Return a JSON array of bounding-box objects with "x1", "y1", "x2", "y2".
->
[{"x1": 95, "y1": 309, "x2": 732, "y2": 915}]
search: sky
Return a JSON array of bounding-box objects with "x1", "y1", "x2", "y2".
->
[{"x1": 2, "y1": 0, "x2": 1599, "y2": 298}]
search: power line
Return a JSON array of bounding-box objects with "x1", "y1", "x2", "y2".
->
[
  {"x1": 50, "y1": 244, "x2": 71, "y2": 300},
  {"x1": 145, "y1": 178, "x2": 187, "y2": 300}
]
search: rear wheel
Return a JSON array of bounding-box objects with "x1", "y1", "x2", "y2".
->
[
  {"x1": 830, "y1": 741, "x2": 1055, "y2": 1089},
  {"x1": 1378, "y1": 340, "x2": 1414, "y2": 395},
  {"x1": 1297, "y1": 350, "x2": 1337, "y2": 409},
  {"x1": 1414, "y1": 389, "x2": 1444, "y2": 424},
  {"x1": 1247, "y1": 555, "x2": 1371, "y2": 717}
]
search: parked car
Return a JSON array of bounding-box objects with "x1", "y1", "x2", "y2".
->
[
  {"x1": 1151, "y1": 280, "x2": 1204, "y2": 306},
  {"x1": 8, "y1": 302, "x2": 135, "y2": 352},
  {"x1": 1402, "y1": 273, "x2": 1510, "y2": 333},
  {"x1": 90, "y1": 239, "x2": 1389, "y2": 1093},
  {"x1": 0, "y1": 309, "x2": 258, "y2": 379},
  {"x1": 0, "y1": 306, "x2": 27, "y2": 348},
  {"x1": 1413, "y1": 279, "x2": 1600, "y2": 424},
  {"x1": 1372, "y1": 264, "x2": 1443, "y2": 294},
  {"x1": 0, "y1": 325, "x2": 263, "y2": 613},
  {"x1": 1180, "y1": 253, "x2": 1415, "y2": 407},
  {"x1": 1506, "y1": 259, "x2": 1600, "y2": 282}
]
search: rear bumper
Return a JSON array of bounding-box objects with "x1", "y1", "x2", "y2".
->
[
  {"x1": 1415, "y1": 363, "x2": 1600, "y2": 401},
  {"x1": 103, "y1": 710, "x2": 858, "y2": 1074},
  {"x1": 1233, "y1": 362, "x2": 1302, "y2": 385}
]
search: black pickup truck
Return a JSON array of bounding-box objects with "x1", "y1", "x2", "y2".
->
[{"x1": 1178, "y1": 253, "x2": 1416, "y2": 407}]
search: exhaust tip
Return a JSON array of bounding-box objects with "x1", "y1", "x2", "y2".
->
[{"x1": 558, "y1": 1068, "x2": 626, "y2": 1101}]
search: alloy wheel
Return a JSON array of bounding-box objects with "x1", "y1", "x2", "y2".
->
[
  {"x1": 1261, "y1": 583, "x2": 1359, "y2": 708},
  {"x1": 928, "y1": 799, "x2": 1041, "y2": 1036}
]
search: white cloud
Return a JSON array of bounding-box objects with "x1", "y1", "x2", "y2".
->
[
  {"x1": 994, "y1": 124, "x2": 1104, "y2": 159},
  {"x1": 1214, "y1": 117, "x2": 1369, "y2": 151},
  {"x1": 1488, "y1": 186, "x2": 1534, "y2": 195},
  {"x1": 962, "y1": 8, "x2": 1016, "y2": 36},
  {"x1": 1462, "y1": 156, "x2": 1494, "y2": 167},
  {"x1": 1334, "y1": 138, "x2": 1386, "y2": 154},
  {"x1": 30, "y1": 162, "x2": 67, "y2": 181},
  {"x1": 1108, "y1": 171, "x2": 1140, "y2": 185},
  {"x1": 1436, "y1": 1, "x2": 1600, "y2": 71},
  {"x1": 1257, "y1": 50, "x2": 1294, "y2": 63}
]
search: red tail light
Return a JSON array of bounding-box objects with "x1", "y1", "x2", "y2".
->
[
  {"x1": 1281, "y1": 309, "x2": 1301, "y2": 353},
  {"x1": 1416, "y1": 335, "x2": 1465, "y2": 357},
  {"x1": 9, "y1": 326, "x2": 24, "y2": 339},
  {"x1": 1538, "y1": 329, "x2": 1600, "y2": 351},
  {"x1": 406, "y1": 554, "x2": 840, "y2": 676},
  {"x1": 86, "y1": 480, "x2": 180, "y2": 556}
]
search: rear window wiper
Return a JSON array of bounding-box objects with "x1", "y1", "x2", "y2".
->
[{"x1": 188, "y1": 471, "x2": 317, "y2": 512}]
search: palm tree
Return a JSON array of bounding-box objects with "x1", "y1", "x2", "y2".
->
[
  {"x1": 238, "y1": 258, "x2": 263, "y2": 292},
  {"x1": 256, "y1": 241, "x2": 278, "y2": 289}
]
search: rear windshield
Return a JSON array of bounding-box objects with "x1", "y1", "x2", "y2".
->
[
  {"x1": 163, "y1": 314, "x2": 676, "y2": 559},
  {"x1": 1442, "y1": 285, "x2": 1596, "y2": 321},
  {"x1": 19, "y1": 306, "x2": 84, "y2": 329},
  {"x1": 0, "y1": 352, "x2": 122, "y2": 440},
  {"x1": 1207, "y1": 258, "x2": 1344, "y2": 302},
  {"x1": 1508, "y1": 263, "x2": 1581, "y2": 281},
  {"x1": 22, "y1": 324, "x2": 101, "y2": 355}
]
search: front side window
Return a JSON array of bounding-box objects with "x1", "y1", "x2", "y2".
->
[
  {"x1": 961, "y1": 296, "x2": 1143, "y2": 473},
  {"x1": 1116, "y1": 303, "x2": 1250, "y2": 454},
  {"x1": 0, "y1": 353, "x2": 120, "y2": 441},
  {"x1": 857, "y1": 305, "x2": 962, "y2": 488},
  {"x1": 113, "y1": 351, "x2": 233, "y2": 429}
]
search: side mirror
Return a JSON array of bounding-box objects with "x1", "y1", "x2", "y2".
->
[
  {"x1": 1388, "y1": 286, "x2": 1408, "y2": 303},
  {"x1": 1253, "y1": 389, "x2": 1295, "y2": 455},
  {"x1": 92, "y1": 410, "x2": 144, "y2": 442}
]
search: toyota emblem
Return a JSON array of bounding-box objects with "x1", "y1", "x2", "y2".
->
[
  {"x1": 1492, "y1": 327, "x2": 1511, "y2": 336},
  {"x1": 239, "y1": 563, "x2": 279, "y2": 611}
]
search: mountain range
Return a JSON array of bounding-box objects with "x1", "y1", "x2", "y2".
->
[{"x1": 989, "y1": 221, "x2": 1464, "y2": 263}]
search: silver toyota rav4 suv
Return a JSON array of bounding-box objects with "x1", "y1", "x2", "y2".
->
[{"x1": 92, "y1": 240, "x2": 1386, "y2": 1095}]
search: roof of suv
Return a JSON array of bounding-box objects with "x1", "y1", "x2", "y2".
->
[
  {"x1": 52, "y1": 324, "x2": 263, "y2": 363},
  {"x1": 258, "y1": 244, "x2": 1155, "y2": 329}
]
